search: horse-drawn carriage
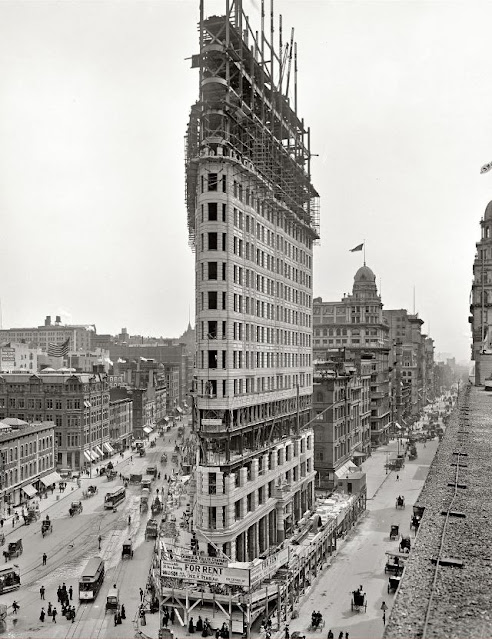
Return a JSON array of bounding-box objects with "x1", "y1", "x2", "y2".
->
[
  {"x1": 69, "y1": 501, "x2": 83, "y2": 517},
  {"x1": 399, "y1": 535, "x2": 411, "y2": 553},
  {"x1": 160, "y1": 453, "x2": 168, "y2": 464},
  {"x1": 83, "y1": 485, "x2": 98, "y2": 499},
  {"x1": 41, "y1": 517, "x2": 53, "y2": 537},
  {"x1": 388, "y1": 575, "x2": 401, "y2": 594},
  {"x1": 384, "y1": 552, "x2": 405, "y2": 576},
  {"x1": 24, "y1": 509, "x2": 40, "y2": 525},
  {"x1": 351, "y1": 589, "x2": 367, "y2": 612},
  {"x1": 145, "y1": 519, "x2": 159, "y2": 540},
  {"x1": 106, "y1": 470, "x2": 117, "y2": 481},
  {"x1": 309, "y1": 612, "x2": 325, "y2": 631},
  {"x1": 151, "y1": 497, "x2": 163, "y2": 515},
  {"x1": 395, "y1": 496, "x2": 405, "y2": 509},
  {"x1": 122, "y1": 539, "x2": 134, "y2": 559},
  {"x1": 389, "y1": 524, "x2": 399, "y2": 540},
  {"x1": 3, "y1": 540, "x2": 22, "y2": 562}
]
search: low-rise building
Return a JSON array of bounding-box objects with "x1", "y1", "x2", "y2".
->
[
  {"x1": 0, "y1": 419, "x2": 56, "y2": 509},
  {"x1": 0, "y1": 342, "x2": 41, "y2": 373},
  {"x1": 0, "y1": 372, "x2": 111, "y2": 472},
  {"x1": 0, "y1": 315, "x2": 95, "y2": 353}
]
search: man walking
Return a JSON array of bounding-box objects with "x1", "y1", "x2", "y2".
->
[
  {"x1": 69, "y1": 585, "x2": 73, "y2": 600},
  {"x1": 140, "y1": 587, "x2": 144, "y2": 602},
  {"x1": 52, "y1": 607, "x2": 58, "y2": 623},
  {"x1": 40, "y1": 585, "x2": 45, "y2": 600},
  {"x1": 42, "y1": 553, "x2": 47, "y2": 566}
]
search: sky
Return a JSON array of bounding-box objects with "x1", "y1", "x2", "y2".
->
[{"x1": 1, "y1": 0, "x2": 492, "y2": 362}]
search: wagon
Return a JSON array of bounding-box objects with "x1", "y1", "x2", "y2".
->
[
  {"x1": 351, "y1": 589, "x2": 367, "y2": 612},
  {"x1": 384, "y1": 553, "x2": 405, "y2": 575},
  {"x1": 122, "y1": 539, "x2": 134, "y2": 559},
  {"x1": 151, "y1": 498, "x2": 163, "y2": 515},
  {"x1": 3, "y1": 540, "x2": 23, "y2": 562},
  {"x1": 106, "y1": 470, "x2": 117, "y2": 481},
  {"x1": 395, "y1": 496, "x2": 405, "y2": 509},
  {"x1": 145, "y1": 519, "x2": 159, "y2": 540},
  {"x1": 388, "y1": 575, "x2": 401, "y2": 594},
  {"x1": 160, "y1": 453, "x2": 168, "y2": 464},
  {"x1": 69, "y1": 501, "x2": 83, "y2": 516},
  {"x1": 399, "y1": 535, "x2": 411, "y2": 553},
  {"x1": 389, "y1": 524, "x2": 399, "y2": 540},
  {"x1": 105, "y1": 587, "x2": 119, "y2": 613},
  {"x1": 41, "y1": 520, "x2": 53, "y2": 537}
]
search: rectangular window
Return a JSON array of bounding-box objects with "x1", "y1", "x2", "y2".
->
[
  {"x1": 208, "y1": 351, "x2": 218, "y2": 369},
  {"x1": 208, "y1": 291, "x2": 218, "y2": 310},
  {"x1": 222, "y1": 233, "x2": 227, "y2": 251},
  {"x1": 222, "y1": 292, "x2": 227, "y2": 310},
  {"x1": 222, "y1": 203, "x2": 226, "y2": 222},
  {"x1": 208, "y1": 173, "x2": 218, "y2": 191},
  {"x1": 208, "y1": 232, "x2": 218, "y2": 250},
  {"x1": 208, "y1": 262, "x2": 218, "y2": 279},
  {"x1": 207, "y1": 321, "x2": 218, "y2": 339},
  {"x1": 222, "y1": 263, "x2": 226, "y2": 280},
  {"x1": 208, "y1": 202, "x2": 218, "y2": 221}
]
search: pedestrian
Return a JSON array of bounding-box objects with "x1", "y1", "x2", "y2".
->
[
  {"x1": 62, "y1": 582, "x2": 67, "y2": 595},
  {"x1": 285, "y1": 625, "x2": 290, "y2": 639},
  {"x1": 327, "y1": 631, "x2": 334, "y2": 639},
  {"x1": 52, "y1": 607, "x2": 57, "y2": 623},
  {"x1": 189, "y1": 617, "x2": 195, "y2": 633},
  {"x1": 345, "y1": 633, "x2": 349, "y2": 639},
  {"x1": 42, "y1": 552, "x2": 47, "y2": 566},
  {"x1": 140, "y1": 587, "x2": 144, "y2": 601},
  {"x1": 121, "y1": 604, "x2": 126, "y2": 620},
  {"x1": 12, "y1": 601, "x2": 19, "y2": 614},
  {"x1": 0, "y1": 518, "x2": 3, "y2": 528},
  {"x1": 114, "y1": 612, "x2": 118, "y2": 627},
  {"x1": 69, "y1": 585, "x2": 73, "y2": 600},
  {"x1": 40, "y1": 585, "x2": 45, "y2": 599},
  {"x1": 170, "y1": 607, "x2": 175, "y2": 623},
  {"x1": 98, "y1": 535, "x2": 102, "y2": 550},
  {"x1": 57, "y1": 586, "x2": 62, "y2": 602},
  {"x1": 47, "y1": 602, "x2": 52, "y2": 616},
  {"x1": 40, "y1": 607, "x2": 46, "y2": 622},
  {"x1": 383, "y1": 611, "x2": 386, "y2": 625},
  {"x1": 12, "y1": 517, "x2": 14, "y2": 528},
  {"x1": 396, "y1": 474, "x2": 399, "y2": 481}
]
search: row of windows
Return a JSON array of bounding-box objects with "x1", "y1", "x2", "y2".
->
[
  {"x1": 199, "y1": 373, "x2": 311, "y2": 398},
  {"x1": 314, "y1": 305, "x2": 379, "y2": 314},
  {"x1": 200, "y1": 231, "x2": 312, "y2": 291},
  {"x1": 1, "y1": 454, "x2": 53, "y2": 488},
  {"x1": 201, "y1": 320, "x2": 311, "y2": 348},
  {"x1": 200, "y1": 290, "x2": 311, "y2": 328},
  {"x1": 314, "y1": 338, "x2": 381, "y2": 346},
  {"x1": 232, "y1": 208, "x2": 312, "y2": 268},
  {"x1": 201, "y1": 349, "x2": 311, "y2": 370},
  {"x1": 1, "y1": 436, "x2": 53, "y2": 464},
  {"x1": 200, "y1": 172, "x2": 313, "y2": 250}
]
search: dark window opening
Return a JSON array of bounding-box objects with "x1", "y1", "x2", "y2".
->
[
  {"x1": 208, "y1": 173, "x2": 218, "y2": 191},
  {"x1": 207, "y1": 321, "x2": 218, "y2": 339},
  {"x1": 208, "y1": 350, "x2": 218, "y2": 369},
  {"x1": 208, "y1": 232, "x2": 218, "y2": 250},
  {"x1": 208, "y1": 203, "x2": 218, "y2": 221},
  {"x1": 208, "y1": 262, "x2": 218, "y2": 279},
  {"x1": 208, "y1": 291, "x2": 218, "y2": 309}
]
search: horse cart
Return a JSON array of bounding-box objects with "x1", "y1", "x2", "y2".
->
[
  {"x1": 151, "y1": 497, "x2": 163, "y2": 516},
  {"x1": 145, "y1": 519, "x2": 159, "y2": 540},
  {"x1": 389, "y1": 524, "x2": 399, "y2": 541},
  {"x1": 3, "y1": 540, "x2": 23, "y2": 562},
  {"x1": 351, "y1": 590, "x2": 367, "y2": 612},
  {"x1": 399, "y1": 535, "x2": 411, "y2": 553},
  {"x1": 384, "y1": 552, "x2": 406, "y2": 576},
  {"x1": 41, "y1": 518, "x2": 53, "y2": 537},
  {"x1": 395, "y1": 496, "x2": 405, "y2": 509},
  {"x1": 388, "y1": 575, "x2": 401, "y2": 594},
  {"x1": 122, "y1": 539, "x2": 134, "y2": 559},
  {"x1": 69, "y1": 501, "x2": 83, "y2": 517},
  {"x1": 309, "y1": 612, "x2": 325, "y2": 631}
]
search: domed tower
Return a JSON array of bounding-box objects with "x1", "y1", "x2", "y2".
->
[
  {"x1": 470, "y1": 200, "x2": 492, "y2": 384},
  {"x1": 352, "y1": 265, "x2": 380, "y2": 302}
]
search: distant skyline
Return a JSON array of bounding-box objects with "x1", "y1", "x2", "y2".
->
[{"x1": 1, "y1": 0, "x2": 491, "y2": 362}]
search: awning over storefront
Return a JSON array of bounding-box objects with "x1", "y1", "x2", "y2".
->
[
  {"x1": 352, "y1": 451, "x2": 366, "y2": 458},
  {"x1": 22, "y1": 484, "x2": 37, "y2": 498},
  {"x1": 143, "y1": 426, "x2": 153, "y2": 434},
  {"x1": 103, "y1": 442, "x2": 114, "y2": 454},
  {"x1": 95, "y1": 446, "x2": 104, "y2": 456},
  {"x1": 91, "y1": 449, "x2": 100, "y2": 460},
  {"x1": 176, "y1": 406, "x2": 183, "y2": 414},
  {"x1": 40, "y1": 471, "x2": 62, "y2": 486},
  {"x1": 83, "y1": 451, "x2": 92, "y2": 462},
  {"x1": 335, "y1": 461, "x2": 357, "y2": 480}
]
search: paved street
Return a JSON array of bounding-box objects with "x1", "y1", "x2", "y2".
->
[
  {"x1": 1, "y1": 418, "x2": 189, "y2": 638},
  {"x1": 287, "y1": 436, "x2": 440, "y2": 639}
]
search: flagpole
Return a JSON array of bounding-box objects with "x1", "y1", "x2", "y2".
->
[{"x1": 363, "y1": 239, "x2": 366, "y2": 266}]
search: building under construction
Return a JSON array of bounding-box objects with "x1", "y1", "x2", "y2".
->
[{"x1": 185, "y1": 0, "x2": 319, "y2": 562}]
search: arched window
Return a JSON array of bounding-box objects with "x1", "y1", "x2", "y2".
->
[{"x1": 316, "y1": 391, "x2": 324, "y2": 402}]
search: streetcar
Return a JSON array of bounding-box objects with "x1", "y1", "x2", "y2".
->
[
  {"x1": 79, "y1": 557, "x2": 105, "y2": 601},
  {"x1": 104, "y1": 486, "x2": 126, "y2": 509},
  {"x1": 0, "y1": 563, "x2": 20, "y2": 595}
]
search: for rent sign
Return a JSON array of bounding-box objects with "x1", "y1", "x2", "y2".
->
[{"x1": 161, "y1": 560, "x2": 249, "y2": 587}]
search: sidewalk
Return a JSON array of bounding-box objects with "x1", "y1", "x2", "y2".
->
[
  {"x1": 2, "y1": 446, "x2": 137, "y2": 540},
  {"x1": 361, "y1": 438, "x2": 407, "y2": 500}
]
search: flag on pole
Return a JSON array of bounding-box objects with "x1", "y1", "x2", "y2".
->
[
  {"x1": 350, "y1": 243, "x2": 364, "y2": 252},
  {"x1": 48, "y1": 337, "x2": 70, "y2": 358}
]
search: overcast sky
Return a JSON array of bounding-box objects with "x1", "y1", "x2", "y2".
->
[{"x1": 1, "y1": 0, "x2": 491, "y2": 361}]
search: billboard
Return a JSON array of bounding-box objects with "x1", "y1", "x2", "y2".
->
[{"x1": 161, "y1": 559, "x2": 249, "y2": 587}]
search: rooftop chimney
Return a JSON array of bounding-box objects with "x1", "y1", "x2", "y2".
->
[
  {"x1": 45, "y1": 316, "x2": 51, "y2": 326},
  {"x1": 55, "y1": 315, "x2": 61, "y2": 325}
]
